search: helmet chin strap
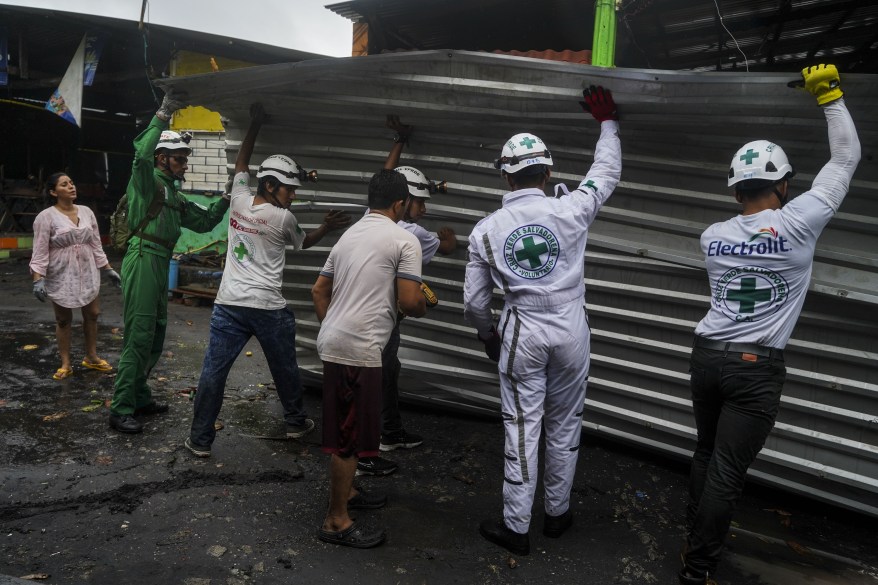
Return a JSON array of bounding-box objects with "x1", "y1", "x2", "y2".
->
[{"x1": 158, "y1": 156, "x2": 185, "y2": 182}]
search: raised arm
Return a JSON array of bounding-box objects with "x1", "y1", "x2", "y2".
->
[
  {"x1": 800, "y1": 65, "x2": 861, "y2": 212},
  {"x1": 235, "y1": 104, "x2": 265, "y2": 174},
  {"x1": 383, "y1": 115, "x2": 413, "y2": 170}
]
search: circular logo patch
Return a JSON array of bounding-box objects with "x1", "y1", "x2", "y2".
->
[
  {"x1": 229, "y1": 233, "x2": 256, "y2": 268},
  {"x1": 504, "y1": 224, "x2": 559, "y2": 279},
  {"x1": 714, "y1": 265, "x2": 789, "y2": 322}
]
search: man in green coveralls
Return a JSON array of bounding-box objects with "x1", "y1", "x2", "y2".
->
[{"x1": 109, "y1": 90, "x2": 231, "y2": 434}]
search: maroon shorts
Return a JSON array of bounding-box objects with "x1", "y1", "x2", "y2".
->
[{"x1": 320, "y1": 361, "x2": 382, "y2": 458}]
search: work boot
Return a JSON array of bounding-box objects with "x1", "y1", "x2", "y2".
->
[
  {"x1": 478, "y1": 519, "x2": 529, "y2": 556},
  {"x1": 109, "y1": 414, "x2": 143, "y2": 434},
  {"x1": 542, "y1": 509, "x2": 573, "y2": 538},
  {"x1": 133, "y1": 402, "x2": 169, "y2": 416}
]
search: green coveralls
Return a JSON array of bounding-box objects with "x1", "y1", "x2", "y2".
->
[{"x1": 110, "y1": 116, "x2": 229, "y2": 416}]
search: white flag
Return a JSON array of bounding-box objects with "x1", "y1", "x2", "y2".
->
[{"x1": 45, "y1": 35, "x2": 86, "y2": 126}]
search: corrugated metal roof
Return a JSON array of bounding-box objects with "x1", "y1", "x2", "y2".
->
[
  {"x1": 159, "y1": 50, "x2": 878, "y2": 516},
  {"x1": 326, "y1": 0, "x2": 878, "y2": 72}
]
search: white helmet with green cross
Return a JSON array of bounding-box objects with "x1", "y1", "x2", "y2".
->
[
  {"x1": 728, "y1": 140, "x2": 794, "y2": 188},
  {"x1": 494, "y1": 133, "x2": 553, "y2": 175}
]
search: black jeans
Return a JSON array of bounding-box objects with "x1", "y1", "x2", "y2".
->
[
  {"x1": 683, "y1": 344, "x2": 786, "y2": 577},
  {"x1": 380, "y1": 319, "x2": 403, "y2": 436}
]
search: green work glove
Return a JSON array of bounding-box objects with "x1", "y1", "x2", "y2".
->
[{"x1": 802, "y1": 64, "x2": 843, "y2": 106}]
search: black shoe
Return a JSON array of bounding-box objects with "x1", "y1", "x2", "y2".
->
[
  {"x1": 678, "y1": 567, "x2": 717, "y2": 585},
  {"x1": 184, "y1": 437, "x2": 211, "y2": 458},
  {"x1": 286, "y1": 418, "x2": 315, "y2": 439},
  {"x1": 356, "y1": 456, "x2": 398, "y2": 477},
  {"x1": 133, "y1": 402, "x2": 169, "y2": 416},
  {"x1": 379, "y1": 430, "x2": 424, "y2": 452},
  {"x1": 109, "y1": 414, "x2": 143, "y2": 434},
  {"x1": 347, "y1": 487, "x2": 387, "y2": 510},
  {"x1": 479, "y1": 519, "x2": 529, "y2": 556},
  {"x1": 543, "y1": 509, "x2": 573, "y2": 538}
]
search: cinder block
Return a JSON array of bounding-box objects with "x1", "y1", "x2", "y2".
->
[
  {"x1": 187, "y1": 156, "x2": 207, "y2": 166},
  {"x1": 205, "y1": 156, "x2": 226, "y2": 166},
  {"x1": 186, "y1": 172, "x2": 206, "y2": 182}
]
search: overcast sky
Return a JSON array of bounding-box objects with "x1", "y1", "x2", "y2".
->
[{"x1": 2, "y1": 0, "x2": 353, "y2": 57}]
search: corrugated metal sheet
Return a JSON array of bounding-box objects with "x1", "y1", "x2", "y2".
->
[
  {"x1": 326, "y1": 0, "x2": 878, "y2": 72},
  {"x1": 157, "y1": 50, "x2": 878, "y2": 516}
]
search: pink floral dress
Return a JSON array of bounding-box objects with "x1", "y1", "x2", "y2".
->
[{"x1": 29, "y1": 205, "x2": 109, "y2": 309}]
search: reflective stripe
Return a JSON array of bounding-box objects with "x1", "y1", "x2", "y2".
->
[
  {"x1": 483, "y1": 232, "x2": 510, "y2": 293},
  {"x1": 505, "y1": 307, "x2": 528, "y2": 482}
]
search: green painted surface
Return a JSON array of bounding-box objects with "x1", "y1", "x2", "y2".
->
[
  {"x1": 173, "y1": 194, "x2": 229, "y2": 254},
  {"x1": 592, "y1": 0, "x2": 617, "y2": 68}
]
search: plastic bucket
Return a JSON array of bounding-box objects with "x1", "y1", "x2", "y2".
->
[{"x1": 168, "y1": 258, "x2": 179, "y2": 295}]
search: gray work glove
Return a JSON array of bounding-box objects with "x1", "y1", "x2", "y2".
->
[
  {"x1": 156, "y1": 88, "x2": 188, "y2": 121},
  {"x1": 33, "y1": 279, "x2": 47, "y2": 303},
  {"x1": 105, "y1": 269, "x2": 122, "y2": 288}
]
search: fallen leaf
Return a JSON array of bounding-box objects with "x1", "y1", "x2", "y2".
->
[
  {"x1": 165, "y1": 351, "x2": 174, "y2": 358},
  {"x1": 19, "y1": 574, "x2": 50, "y2": 581},
  {"x1": 111, "y1": 327, "x2": 120, "y2": 334},
  {"x1": 787, "y1": 541, "x2": 810, "y2": 555},
  {"x1": 95, "y1": 455, "x2": 113, "y2": 465},
  {"x1": 507, "y1": 557, "x2": 518, "y2": 569},
  {"x1": 0, "y1": 400, "x2": 7, "y2": 407},
  {"x1": 42, "y1": 411, "x2": 69, "y2": 422},
  {"x1": 186, "y1": 320, "x2": 193, "y2": 326},
  {"x1": 214, "y1": 421, "x2": 224, "y2": 431},
  {"x1": 22, "y1": 345, "x2": 39, "y2": 351}
]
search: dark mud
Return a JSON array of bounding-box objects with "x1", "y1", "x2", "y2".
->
[{"x1": 1, "y1": 258, "x2": 876, "y2": 585}]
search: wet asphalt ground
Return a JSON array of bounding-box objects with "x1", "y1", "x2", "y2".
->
[{"x1": 1, "y1": 256, "x2": 877, "y2": 585}]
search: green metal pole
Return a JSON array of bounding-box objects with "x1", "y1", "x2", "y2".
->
[{"x1": 592, "y1": 0, "x2": 617, "y2": 68}]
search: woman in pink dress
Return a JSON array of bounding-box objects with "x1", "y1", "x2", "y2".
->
[{"x1": 29, "y1": 173, "x2": 122, "y2": 380}]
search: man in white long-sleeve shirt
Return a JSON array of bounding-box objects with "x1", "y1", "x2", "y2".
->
[
  {"x1": 679, "y1": 64, "x2": 861, "y2": 585},
  {"x1": 463, "y1": 85, "x2": 621, "y2": 556}
]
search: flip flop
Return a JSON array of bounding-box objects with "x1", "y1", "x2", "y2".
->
[
  {"x1": 53, "y1": 368, "x2": 73, "y2": 381},
  {"x1": 316, "y1": 522, "x2": 386, "y2": 549},
  {"x1": 81, "y1": 358, "x2": 113, "y2": 372}
]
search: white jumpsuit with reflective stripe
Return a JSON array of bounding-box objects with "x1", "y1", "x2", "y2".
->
[{"x1": 464, "y1": 120, "x2": 621, "y2": 533}]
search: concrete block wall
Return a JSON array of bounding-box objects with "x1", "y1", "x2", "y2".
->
[{"x1": 185, "y1": 131, "x2": 230, "y2": 194}]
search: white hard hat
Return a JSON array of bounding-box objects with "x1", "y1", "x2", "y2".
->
[
  {"x1": 155, "y1": 130, "x2": 192, "y2": 154},
  {"x1": 494, "y1": 133, "x2": 553, "y2": 175},
  {"x1": 393, "y1": 165, "x2": 447, "y2": 199},
  {"x1": 728, "y1": 140, "x2": 794, "y2": 188},
  {"x1": 257, "y1": 154, "x2": 316, "y2": 187}
]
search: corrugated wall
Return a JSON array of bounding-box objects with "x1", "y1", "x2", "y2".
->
[{"x1": 159, "y1": 51, "x2": 878, "y2": 516}]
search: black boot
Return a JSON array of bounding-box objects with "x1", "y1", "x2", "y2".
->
[
  {"x1": 479, "y1": 519, "x2": 529, "y2": 556},
  {"x1": 109, "y1": 414, "x2": 143, "y2": 434}
]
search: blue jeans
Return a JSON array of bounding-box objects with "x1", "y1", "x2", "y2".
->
[
  {"x1": 683, "y1": 344, "x2": 785, "y2": 577},
  {"x1": 189, "y1": 304, "x2": 307, "y2": 448}
]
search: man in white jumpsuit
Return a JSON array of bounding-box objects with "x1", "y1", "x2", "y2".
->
[
  {"x1": 463, "y1": 86, "x2": 621, "y2": 556},
  {"x1": 679, "y1": 65, "x2": 860, "y2": 585}
]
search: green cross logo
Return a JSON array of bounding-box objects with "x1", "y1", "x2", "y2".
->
[
  {"x1": 504, "y1": 224, "x2": 560, "y2": 280},
  {"x1": 234, "y1": 243, "x2": 249, "y2": 261},
  {"x1": 519, "y1": 136, "x2": 537, "y2": 149},
  {"x1": 715, "y1": 266, "x2": 788, "y2": 323},
  {"x1": 739, "y1": 149, "x2": 760, "y2": 164},
  {"x1": 514, "y1": 236, "x2": 549, "y2": 269},
  {"x1": 726, "y1": 277, "x2": 771, "y2": 313},
  {"x1": 582, "y1": 179, "x2": 597, "y2": 192}
]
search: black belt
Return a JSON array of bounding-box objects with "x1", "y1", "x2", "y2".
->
[{"x1": 693, "y1": 335, "x2": 784, "y2": 360}]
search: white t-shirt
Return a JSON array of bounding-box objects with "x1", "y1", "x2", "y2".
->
[
  {"x1": 694, "y1": 192, "x2": 832, "y2": 348},
  {"x1": 316, "y1": 213, "x2": 422, "y2": 367},
  {"x1": 363, "y1": 208, "x2": 441, "y2": 266},
  {"x1": 695, "y1": 100, "x2": 860, "y2": 349},
  {"x1": 215, "y1": 171, "x2": 306, "y2": 310}
]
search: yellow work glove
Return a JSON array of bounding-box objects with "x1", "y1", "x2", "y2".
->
[{"x1": 801, "y1": 64, "x2": 843, "y2": 106}]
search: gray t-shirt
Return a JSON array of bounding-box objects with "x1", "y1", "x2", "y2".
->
[
  {"x1": 316, "y1": 213, "x2": 422, "y2": 367},
  {"x1": 215, "y1": 171, "x2": 306, "y2": 310}
]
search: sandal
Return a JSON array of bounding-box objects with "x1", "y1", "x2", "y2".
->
[
  {"x1": 316, "y1": 522, "x2": 386, "y2": 549},
  {"x1": 81, "y1": 358, "x2": 113, "y2": 372},
  {"x1": 53, "y1": 368, "x2": 73, "y2": 381}
]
